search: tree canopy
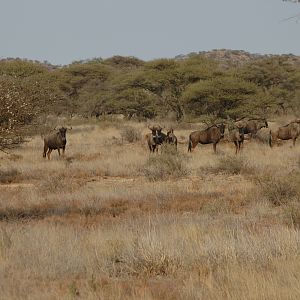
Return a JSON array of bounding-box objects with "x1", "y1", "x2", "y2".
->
[{"x1": 0, "y1": 50, "x2": 300, "y2": 149}]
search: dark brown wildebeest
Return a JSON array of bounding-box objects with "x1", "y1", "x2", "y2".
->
[
  {"x1": 228, "y1": 126, "x2": 244, "y2": 154},
  {"x1": 145, "y1": 125, "x2": 167, "y2": 153},
  {"x1": 43, "y1": 127, "x2": 71, "y2": 160},
  {"x1": 188, "y1": 123, "x2": 226, "y2": 153},
  {"x1": 270, "y1": 120, "x2": 300, "y2": 147},
  {"x1": 165, "y1": 128, "x2": 177, "y2": 150},
  {"x1": 235, "y1": 118, "x2": 268, "y2": 144}
]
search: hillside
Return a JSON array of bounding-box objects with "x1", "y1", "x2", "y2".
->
[{"x1": 176, "y1": 49, "x2": 300, "y2": 67}]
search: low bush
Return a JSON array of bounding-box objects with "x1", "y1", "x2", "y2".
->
[
  {"x1": 38, "y1": 174, "x2": 79, "y2": 194},
  {"x1": 257, "y1": 175, "x2": 299, "y2": 206},
  {"x1": 204, "y1": 155, "x2": 254, "y2": 176},
  {"x1": 0, "y1": 168, "x2": 20, "y2": 184},
  {"x1": 120, "y1": 126, "x2": 141, "y2": 143},
  {"x1": 142, "y1": 150, "x2": 189, "y2": 181}
]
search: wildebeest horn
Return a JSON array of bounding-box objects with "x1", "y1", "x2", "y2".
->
[{"x1": 148, "y1": 125, "x2": 154, "y2": 131}]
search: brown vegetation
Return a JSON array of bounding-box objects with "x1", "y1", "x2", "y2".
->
[{"x1": 1, "y1": 121, "x2": 300, "y2": 299}]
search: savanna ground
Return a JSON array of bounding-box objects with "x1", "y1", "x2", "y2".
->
[{"x1": 1, "y1": 119, "x2": 300, "y2": 300}]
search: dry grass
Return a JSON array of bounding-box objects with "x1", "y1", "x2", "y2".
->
[
  {"x1": 0, "y1": 120, "x2": 300, "y2": 299},
  {"x1": 142, "y1": 149, "x2": 189, "y2": 181}
]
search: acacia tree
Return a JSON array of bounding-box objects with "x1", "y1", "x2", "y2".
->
[
  {"x1": 182, "y1": 75, "x2": 276, "y2": 120},
  {"x1": 0, "y1": 75, "x2": 61, "y2": 152}
]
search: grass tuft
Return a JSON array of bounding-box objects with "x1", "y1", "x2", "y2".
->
[{"x1": 142, "y1": 151, "x2": 189, "y2": 181}]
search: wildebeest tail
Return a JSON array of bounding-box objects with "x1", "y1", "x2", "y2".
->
[
  {"x1": 188, "y1": 135, "x2": 192, "y2": 152},
  {"x1": 269, "y1": 130, "x2": 272, "y2": 148}
]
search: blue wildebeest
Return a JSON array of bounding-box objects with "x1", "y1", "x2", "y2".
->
[
  {"x1": 145, "y1": 125, "x2": 166, "y2": 153},
  {"x1": 228, "y1": 125, "x2": 244, "y2": 154},
  {"x1": 235, "y1": 118, "x2": 268, "y2": 144},
  {"x1": 165, "y1": 128, "x2": 178, "y2": 151},
  {"x1": 188, "y1": 123, "x2": 226, "y2": 153},
  {"x1": 43, "y1": 127, "x2": 71, "y2": 159},
  {"x1": 270, "y1": 119, "x2": 300, "y2": 147}
]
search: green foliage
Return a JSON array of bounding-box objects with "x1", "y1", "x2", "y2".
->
[
  {"x1": 182, "y1": 76, "x2": 263, "y2": 119},
  {"x1": 237, "y1": 56, "x2": 300, "y2": 114},
  {"x1": 0, "y1": 59, "x2": 47, "y2": 77},
  {"x1": 104, "y1": 55, "x2": 145, "y2": 69},
  {"x1": 0, "y1": 53, "x2": 299, "y2": 137},
  {"x1": 0, "y1": 60, "x2": 63, "y2": 149},
  {"x1": 0, "y1": 75, "x2": 61, "y2": 149}
]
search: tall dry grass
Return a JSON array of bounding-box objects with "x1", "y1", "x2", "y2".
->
[{"x1": 0, "y1": 121, "x2": 300, "y2": 299}]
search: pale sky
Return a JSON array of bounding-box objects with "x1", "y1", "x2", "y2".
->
[{"x1": 0, "y1": 0, "x2": 299, "y2": 65}]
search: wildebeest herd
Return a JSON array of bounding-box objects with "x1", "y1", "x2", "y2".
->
[
  {"x1": 42, "y1": 118, "x2": 300, "y2": 159},
  {"x1": 143, "y1": 118, "x2": 300, "y2": 155}
]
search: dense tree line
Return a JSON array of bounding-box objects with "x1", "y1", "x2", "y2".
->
[{"x1": 0, "y1": 52, "x2": 300, "y2": 148}]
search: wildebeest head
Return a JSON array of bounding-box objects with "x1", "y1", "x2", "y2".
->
[
  {"x1": 237, "y1": 126, "x2": 244, "y2": 139},
  {"x1": 254, "y1": 119, "x2": 268, "y2": 130},
  {"x1": 58, "y1": 127, "x2": 67, "y2": 143},
  {"x1": 156, "y1": 127, "x2": 164, "y2": 144},
  {"x1": 217, "y1": 123, "x2": 226, "y2": 138},
  {"x1": 148, "y1": 125, "x2": 164, "y2": 144},
  {"x1": 263, "y1": 120, "x2": 268, "y2": 128},
  {"x1": 253, "y1": 118, "x2": 268, "y2": 130},
  {"x1": 167, "y1": 128, "x2": 174, "y2": 136}
]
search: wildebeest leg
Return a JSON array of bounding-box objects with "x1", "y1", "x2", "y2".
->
[
  {"x1": 47, "y1": 149, "x2": 52, "y2": 160},
  {"x1": 188, "y1": 137, "x2": 193, "y2": 152},
  {"x1": 43, "y1": 145, "x2": 48, "y2": 158},
  {"x1": 62, "y1": 146, "x2": 66, "y2": 156},
  {"x1": 270, "y1": 132, "x2": 277, "y2": 148},
  {"x1": 234, "y1": 141, "x2": 238, "y2": 155},
  {"x1": 238, "y1": 141, "x2": 242, "y2": 153},
  {"x1": 213, "y1": 143, "x2": 217, "y2": 154},
  {"x1": 269, "y1": 134, "x2": 273, "y2": 148},
  {"x1": 149, "y1": 145, "x2": 155, "y2": 153},
  {"x1": 58, "y1": 149, "x2": 61, "y2": 156},
  {"x1": 188, "y1": 141, "x2": 197, "y2": 153}
]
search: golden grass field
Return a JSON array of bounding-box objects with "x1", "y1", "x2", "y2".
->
[{"x1": 1, "y1": 120, "x2": 300, "y2": 299}]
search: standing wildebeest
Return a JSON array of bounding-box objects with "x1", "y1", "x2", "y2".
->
[
  {"x1": 165, "y1": 128, "x2": 177, "y2": 150},
  {"x1": 43, "y1": 127, "x2": 70, "y2": 159},
  {"x1": 145, "y1": 125, "x2": 167, "y2": 153},
  {"x1": 235, "y1": 118, "x2": 268, "y2": 144},
  {"x1": 228, "y1": 126, "x2": 244, "y2": 154},
  {"x1": 188, "y1": 123, "x2": 226, "y2": 153},
  {"x1": 270, "y1": 120, "x2": 300, "y2": 147}
]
